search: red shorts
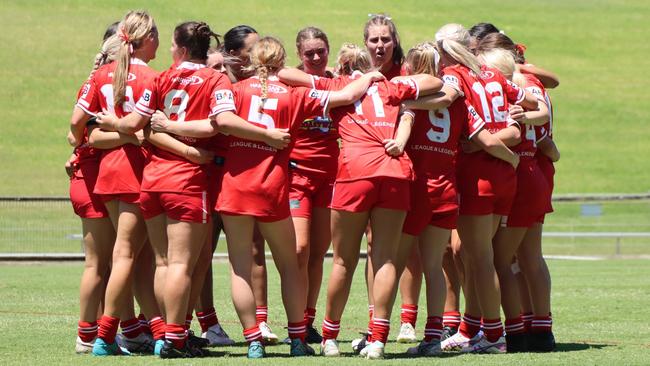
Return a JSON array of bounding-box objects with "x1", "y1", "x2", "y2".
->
[
  {"x1": 70, "y1": 176, "x2": 109, "y2": 219},
  {"x1": 139, "y1": 191, "x2": 210, "y2": 224},
  {"x1": 99, "y1": 193, "x2": 140, "y2": 204},
  {"x1": 402, "y1": 176, "x2": 459, "y2": 235},
  {"x1": 503, "y1": 160, "x2": 553, "y2": 228},
  {"x1": 289, "y1": 170, "x2": 334, "y2": 218},
  {"x1": 457, "y1": 153, "x2": 517, "y2": 216},
  {"x1": 330, "y1": 177, "x2": 410, "y2": 213},
  {"x1": 219, "y1": 210, "x2": 288, "y2": 223}
]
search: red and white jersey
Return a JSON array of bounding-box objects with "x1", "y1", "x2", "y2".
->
[
  {"x1": 442, "y1": 64, "x2": 523, "y2": 135},
  {"x1": 383, "y1": 62, "x2": 406, "y2": 80},
  {"x1": 217, "y1": 76, "x2": 330, "y2": 216},
  {"x1": 407, "y1": 95, "x2": 483, "y2": 179},
  {"x1": 289, "y1": 73, "x2": 339, "y2": 177},
  {"x1": 328, "y1": 77, "x2": 419, "y2": 182},
  {"x1": 512, "y1": 74, "x2": 549, "y2": 161},
  {"x1": 72, "y1": 80, "x2": 100, "y2": 175},
  {"x1": 76, "y1": 59, "x2": 157, "y2": 194},
  {"x1": 135, "y1": 61, "x2": 237, "y2": 193}
]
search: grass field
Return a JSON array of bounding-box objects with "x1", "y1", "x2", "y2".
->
[
  {"x1": 0, "y1": 258, "x2": 649, "y2": 365},
  {"x1": 0, "y1": 0, "x2": 649, "y2": 195}
]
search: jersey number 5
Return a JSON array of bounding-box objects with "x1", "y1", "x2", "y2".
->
[{"x1": 247, "y1": 95, "x2": 278, "y2": 129}]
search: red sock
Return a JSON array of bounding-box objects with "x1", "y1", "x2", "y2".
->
[
  {"x1": 423, "y1": 316, "x2": 443, "y2": 342},
  {"x1": 138, "y1": 314, "x2": 152, "y2": 335},
  {"x1": 120, "y1": 317, "x2": 142, "y2": 339},
  {"x1": 443, "y1": 311, "x2": 461, "y2": 329},
  {"x1": 97, "y1": 315, "x2": 120, "y2": 344},
  {"x1": 367, "y1": 305, "x2": 374, "y2": 336},
  {"x1": 184, "y1": 314, "x2": 193, "y2": 331},
  {"x1": 304, "y1": 307, "x2": 317, "y2": 328},
  {"x1": 165, "y1": 323, "x2": 187, "y2": 349},
  {"x1": 197, "y1": 307, "x2": 219, "y2": 333},
  {"x1": 321, "y1": 318, "x2": 340, "y2": 341},
  {"x1": 400, "y1": 304, "x2": 418, "y2": 327},
  {"x1": 77, "y1": 321, "x2": 98, "y2": 343},
  {"x1": 288, "y1": 320, "x2": 307, "y2": 342},
  {"x1": 521, "y1": 312, "x2": 534, "y2": 332},
  {"x1": 148, "y1": 316, "x2": 166, "y2": 341},
  {"x1": 459, "y1": 313, "x2": 481, "y2": 338},
  {"x1": 505, "y1": 316, "x2": 525, "y2": 335},
  {"x1": 243, "y1": 325, "x2": 262, "y2": 344},
  {"x1": 255, "y1": 306, "x2": 268, "y2": 325},
  {"x1": 531, "y1": 315, "x2": 552, "y2": 333},
  {"x1": 482, "y1": 318, "x2": 504, "y2": 342},
  {"x1": 370, "y1": 318, "x2": 390, "y2": 344}
]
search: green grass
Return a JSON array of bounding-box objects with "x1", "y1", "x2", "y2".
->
[
  {"x1": 0, "y1": 258, "x2": 649, "y2": 365},
  {"x1": 0, "y1": 0, "x2": 649, "y2": 195}
]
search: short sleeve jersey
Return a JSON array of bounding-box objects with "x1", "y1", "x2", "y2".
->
[
  {"x1": 76, "y1": 59, "x2": 158, "y2": 194},
  {"x1": 512, "y1": 74, "x2": 550, "y2": 161},
  {"x1": 135, "y1": 61, "x2": 236, "y2": 193},
  {"x1": 442, "y1": 64, "x2": 524, "y2": 135},
  {"x1": 289, "y1": 73, "x2": 339, "y2": 177},
  {"x1": 407, "y1": 94, "x2": 484, "y2": 179},
  {"x1": 217, "y1": 76, "x2": 330, "y2": 216},
  {"x1": 328, "y1": 78, "x2": 419, "y2": 182},
  {"x1": 71, "y1": 80, "x2": 100, "y2": 178}
]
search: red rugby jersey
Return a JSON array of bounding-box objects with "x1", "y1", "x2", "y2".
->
[
  {"x1": 328, "y1": 78, "x2": 419, "y2": 182},
  {"x1": 71, "y1": 80, "x2": 100, "y2": 179},
  {"x1": 135, "y1": 61, "x2": 236, "y2": 193},
  {"x1": 77, "y1": 59, "x2": 157, "y2": 194},
  {"x1": 217, "y1": 76, "x2": 330, "y2": 216},
  {"x1": 512, "y1": 73, "x2": 549, "y2": 161}
]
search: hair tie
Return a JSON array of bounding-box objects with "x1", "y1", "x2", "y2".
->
[
  {"x1": 368, "y1": 13, "x2": 391, "y2": 20},
  {"x1": 515, "y1": 43, "x2": 527, "y2": 56}
]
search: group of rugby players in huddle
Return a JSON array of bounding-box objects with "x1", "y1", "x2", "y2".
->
[{"x1": 67, "y1": 10, "x2": 560, "y2": 359}]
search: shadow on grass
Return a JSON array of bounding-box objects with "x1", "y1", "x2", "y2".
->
[{"x1": 555, "y1": 342, "x2": 612, "y2": 352}]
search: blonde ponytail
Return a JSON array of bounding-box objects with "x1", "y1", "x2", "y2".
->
[
  {"x1": 335, "y1": 43, "x2": 372, "y2": 76},
  {"x1": 258, "y1": 65, "x2": 268, "y2": 112},
  {"x1": 435, "y1": 23, "x2": 482, "y2": 76},
  {"x1": 89, "y1": 35, "x2": 121, "y2": 78},
  {"x1": 113, "y1": 10, "x2": 155, "y2": 107}
]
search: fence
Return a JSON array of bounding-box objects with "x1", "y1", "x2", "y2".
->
[{"x1": 1, "y1": 194, "x2": 649, "y2": 258}]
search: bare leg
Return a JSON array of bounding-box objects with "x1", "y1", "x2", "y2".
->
[
  {"x1": 79, "y1": 218, "x2": 115, "y2": 322},
  {"x1": 145, "y1": 214, "x2": 168, "y2": 316},
  {"x1": 306, "y1": 207, "x2": 331, "y2": 312},
  {"x1": 419, "y1": 226, "x2": 451, "y2": 319},
  {"x1": 517, "y1": 223, "x2": 551, "y2": 316},
  {"x1": 492, "y1": 226, "x2": 527, "y2": 319}
]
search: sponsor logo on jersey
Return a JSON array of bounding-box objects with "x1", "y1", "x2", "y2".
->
[
  {"x1": 309, "y1": 89, "x2": 326, "y2": 99},
  {"x1": 480, "y1": 70, "x2": 495, "y2": 80},
  {"x1": 301, "y1": 116, "x2": 333, "y2": 132},
  {"x1": 442, "y1": 75, "x2": 460, "y2": 88},
  {"x1": 170, "y1": 75, "x2": 204, "y2": 86},
  {"x1": 107, "y1": 72, "x2": 137, "y2": 82},
  {"x1": 250, "y1": 83, "x2": 288, "y2": 94},
  {"x1": 81, "y1": 83, "x2": 91, "y2": 98},
  {"x1": 141, "y1": 89, "x2": 152, "y2": 103},
  {"x1": 214, "y1": 89, "x2": 234, "y2": 102}
]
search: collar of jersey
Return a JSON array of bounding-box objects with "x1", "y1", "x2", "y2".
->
[
  {"x1": 130, "y1": 58, "x2": 147, "y2": 66},
  {"x1": 176, "y1": 61, "x2": 207, "y2": 71}
]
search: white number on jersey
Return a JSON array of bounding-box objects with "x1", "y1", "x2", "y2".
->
[
  {"x1": 354, "y1": 85, "x2": 386, "y2": 118},
  {"x1": 471, "y1": 81, "x2": 506, "y2": 123},
  {"x1": 164, "y1": 89, "x2": 190, "y2": 122},
  {"x1": 524, "y1": 124, "x2": 537, "y2": 146},
  {"x1": 99, "y1": 85, "x2": 135, "y2": 114},
  {"x1": 427, "y1": 108, "x2": 451, "y2": 143},
  {"x1": 247, "y1": 95, "x2": 278, "y2": 129}
]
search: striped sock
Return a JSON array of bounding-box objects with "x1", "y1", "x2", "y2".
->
[
  {"x1": 321, "y1": 318, "x2": 340, "y2": 341},
  {"x1": 423, "y1": 316, "x2": 443, "y2": 342},
  {"x1": 304, "y1": 307, "x2": 317, "y2": 328},
  {"x1": 165, "y1": 323, "x2": 187, "y2": 349},
  {"x1": 505, "y1": 316, "x2": 526, "y2": 335},
  {"x1": 531, "y1": 315, "x2": 552, "y2": 333},
  {"x1": 256, "y1": 306, "x2": 268, "y2": 325},
  {"x1": 521, "y1": 312, "x2": 534, "y2": 332},
  {"x1": 197, "y1": 307, "x2": 219, "y2": 333},
  {"x1": 184, "y1": 314, "x2": 193, "y2": 330},
  {"x1": 148, "y1": 316, "x2": 166, "y2": 341},
  {"x1": 243, "y1": 325, "x2": 262, "y2": 344},
  {"x1": 138, "y1": 314, "x2": 152, "y2": 335},
  {"x1": 400, "y1": 304, "x2": 418, "y2": 327},
  {"x1": 482, "y1": 318, "x2": 504, "y2": 343},
  {"x1": 97, "y1": 315, "x2": 120, "y2": 344},
  {"x1": 288, "y1": 320, "x2": 307, "y2": 342},
  {"x1": 443, "y1": 311, "x2": 461, "y2": 329},
  {"x1": 370, "y1": 318, "x2": 390, "y2": 344},
  {"x1": 459, "y1": 313, "x2": 481, "y2": 338},
  {"x1": 77, "y1": 321, "x2": 98, "y2": 343},
  {"x1": 120, "y1": 317, "x2": 142, "y2": 339},
  {"x1": 367, "y1": 305, "x2": 374, "y2": 336}
]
